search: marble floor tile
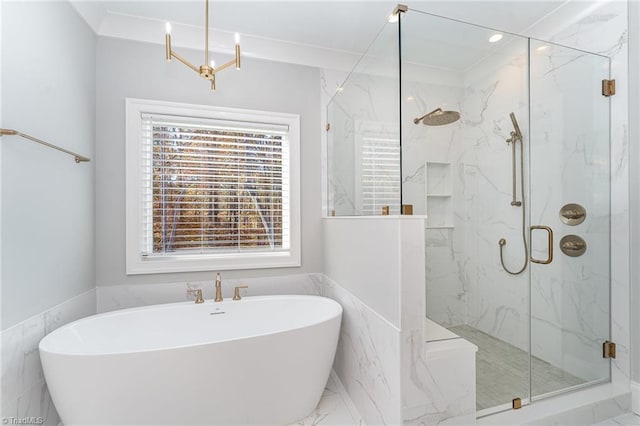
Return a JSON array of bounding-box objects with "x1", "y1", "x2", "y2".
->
[
  {"x1": 290, "y1": 374, "x2": 362, "y2": 426},
  {"x1": 591, "y1": 413, "x2": 640, "y2": 426},
  {"x1": 56, "y1": 374, "x2": 361, "y2": 426},
  {"x1": 594, "y1": 420, "x2": 629, "y2": 426},
  {"x1": 450, "y1": 325, "x2": 585, "y2": 411}
]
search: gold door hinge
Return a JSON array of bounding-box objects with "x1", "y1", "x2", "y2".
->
[
  {"x1": 603, "y1": 340, "x2": 616, "y2": 358},
  {"x1": 393, "y1": 4, "x2": 408, "y2": 15},
  {"x1": 602, "y1": 79, "x2": 616, "y2": 97},
  {"x1": 512, "y1": 398, "x2": 522, "y2": 410},
  {"x1": 326, "y1": 123, "x2": 331, "y2": 131},
  {"x1": 401, "y1": 204, "x2": 413, "y2": 215}
]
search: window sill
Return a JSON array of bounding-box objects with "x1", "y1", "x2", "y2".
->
[{"x1": 126, "y1": 251, "x2": 301, "y2": 275}]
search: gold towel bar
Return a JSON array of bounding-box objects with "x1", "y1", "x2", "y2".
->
[{"x1": 0, "y1": 128, "x2": 90, "y2": 163}]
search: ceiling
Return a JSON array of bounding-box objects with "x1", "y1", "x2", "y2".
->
[{"x1": 69, "y1": 0, "x2": 611, "y2": 70}]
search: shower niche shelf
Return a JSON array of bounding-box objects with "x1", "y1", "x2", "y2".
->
[{"x1": 425, "y1": 162, "x2": 453, "y2": 229}]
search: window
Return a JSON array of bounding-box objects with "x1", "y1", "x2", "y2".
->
[
  {"x1": 126, "y1": 99, "x2": 300, "y2": 274},
  {"x1": 355, "y1": 121, "x2": 401, "y2": 215}
]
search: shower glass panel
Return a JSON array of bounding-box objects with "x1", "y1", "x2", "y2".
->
[
  {"x1": 326, "y1": 23, "x2": 400, "y2": 216},
  {"x1": 402, "y1": 9, "x2": 532, "y2": 414},
  {"x1": 529, "y1": 39, "x2": 611, "y2": 399},
  {"x1": 324, "y1": 5, "x2": 613, "y2": 418}
]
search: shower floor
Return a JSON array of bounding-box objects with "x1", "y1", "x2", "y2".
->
[{"x1": 448, "y1": 325, "x2": 586, "y2": 411}]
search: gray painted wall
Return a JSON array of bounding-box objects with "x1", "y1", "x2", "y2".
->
[
  {"x1": 95, "y1": 37, "x2": 323, "y2": 287},
  {"x1": 1, "y1": 1, "x2": 96, "y2": 329}
]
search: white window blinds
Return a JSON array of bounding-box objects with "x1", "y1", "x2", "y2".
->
[
  {"x1": 361, "y1": 136, "x2": 401, "y2": 215},
  {"x1": 140, "y1": 113, "x2": 290, "y2": 257}
]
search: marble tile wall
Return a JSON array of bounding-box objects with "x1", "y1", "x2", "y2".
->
[
  {"x1": 97, "y1": 273, "x2": 323, "y2": 313},
  {"x1": 321, "y1": 276, "x2": 403, "y2": 425},
  {"x1": 323, "y1": 275, "x2": 474, "y2": 426},
  {"x1": 459, "y1": 48, "x2": 531, "y2": 354},
  {"x1": 401, "y1": 78, "x2": 469, "y2": 330},
  {"x1": 0, "y1": 289, "x2": 96, "y2": 425},
  {"x1": 399, "y1": 219, "x2": 477, "y2": 425},
  {"x1": 322, "y1": 217, "x2": 405, "y2": 424},
  {"x1": 403, "y1": 338, "x2": 477, "y2": 425},
  {"x1": 323, "y1": 217, "x2": 477, "y2": 425}
]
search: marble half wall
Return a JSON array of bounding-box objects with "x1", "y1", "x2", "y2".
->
[
  {"x1": 323, "y1": 217, "x2": 477, "y2": 425},
  {"x1": 0, "y1": 289, "x2": 96, "y2": 425},
  {"x1": 321, "y1": 276, "x2": 403, "y2": 425}
]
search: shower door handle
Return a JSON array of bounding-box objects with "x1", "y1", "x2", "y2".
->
[{"x1": 530, "y1": 225, "x2": 554, "y2": 264}]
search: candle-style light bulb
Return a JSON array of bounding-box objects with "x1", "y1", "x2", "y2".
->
[
  {"x1": 165, "y1": 22, "x2": 172, "y2": 61},
  {"x1": 210, "y1": 60, "x2": 215, "y2": 69},
  {"x1": 234, "y1": 33, "x2": 241, "y2": 70}
]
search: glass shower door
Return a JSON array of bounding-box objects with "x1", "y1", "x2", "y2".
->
[
  {"x1": 529, "y1": 39, "x2": 611, "y2": 399},
  {"x1": 401, "y1": 8, "x2": 533, "y2": 415}
]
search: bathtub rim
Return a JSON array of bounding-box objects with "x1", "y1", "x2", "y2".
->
[{"x1": 39, "y1": 294, "x2": 342, "y2": 357}]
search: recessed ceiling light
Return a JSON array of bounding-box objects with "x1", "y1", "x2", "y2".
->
[
  {"x1": 536, "y1": 45, "x2": 549, "y2": 52},
  {"x1": 407, "y1": 96, "x2": 414, "y2": 101},
  {"x1": 489, "y1": 34, "x2": 503, "y2": 43}
]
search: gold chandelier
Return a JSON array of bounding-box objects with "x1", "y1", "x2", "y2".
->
[{"x1": 164, "y1": 0, "x2": 241, "y2": 91}]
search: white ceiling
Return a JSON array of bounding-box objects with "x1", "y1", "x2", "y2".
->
[{"x1": 70, "y1": 0, "x2": 612, "y2": 70}]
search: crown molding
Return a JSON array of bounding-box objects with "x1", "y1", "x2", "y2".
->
[{"x1": 98, "y1": 11, "x2": 364, "y2": 72}]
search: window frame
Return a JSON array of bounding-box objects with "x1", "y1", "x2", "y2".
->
[{"x1": 125, "y1": 98, "x2": 301, "y2": 275}]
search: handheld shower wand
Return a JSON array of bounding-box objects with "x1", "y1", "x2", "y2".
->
[
  {"x1": 509, "y1": 112, "x2": 523, "y2": 141},
  {"x1": 506, "y1": 112, "x2": 523, "y2": 207}
]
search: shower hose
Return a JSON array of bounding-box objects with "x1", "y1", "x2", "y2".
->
[{"x1": 498, "y1": 136, "x2": 528, "y2": 275}]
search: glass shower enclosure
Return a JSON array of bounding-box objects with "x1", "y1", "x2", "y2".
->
[{"x1": 327, "y1": 6, "x2": 611, "y2": 417}]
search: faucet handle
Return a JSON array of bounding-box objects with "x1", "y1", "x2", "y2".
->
[
  {"x1": 233, "y1": 285, "x2": 248, "y2": 301},
  {"x1": 214, "y1": 273, "x2": 223, "y2": 302},
  {"x1": 187, "y1": 288, "x2": 204, "y2": 304}
]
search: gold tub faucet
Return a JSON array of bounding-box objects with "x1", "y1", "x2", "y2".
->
[
  {"x1": 233, "y1": 285, "x2": 249, "y2": 301},
  {"x1": 186, "y1": 288, "x2": 204, "y2": 304},
  {"x1": 214, "y1": 273, "x2": 223, "y2": 302}
]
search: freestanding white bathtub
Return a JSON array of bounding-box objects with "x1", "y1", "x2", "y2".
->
[{"x1": 39, "y1": 295, "x2": 342, "y2": 425}]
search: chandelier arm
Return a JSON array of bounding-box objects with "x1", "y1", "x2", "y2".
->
[
  {"x1": 214, "y1": 59, "x2": 236, "y2": 73},
  {"x1": 170, "y1": 51, "x2": 200, "y2": 73}
]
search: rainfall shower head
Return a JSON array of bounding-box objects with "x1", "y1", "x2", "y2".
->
[{"x1": 413, "y1": 108, "x2": 461, "y2": 126}]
